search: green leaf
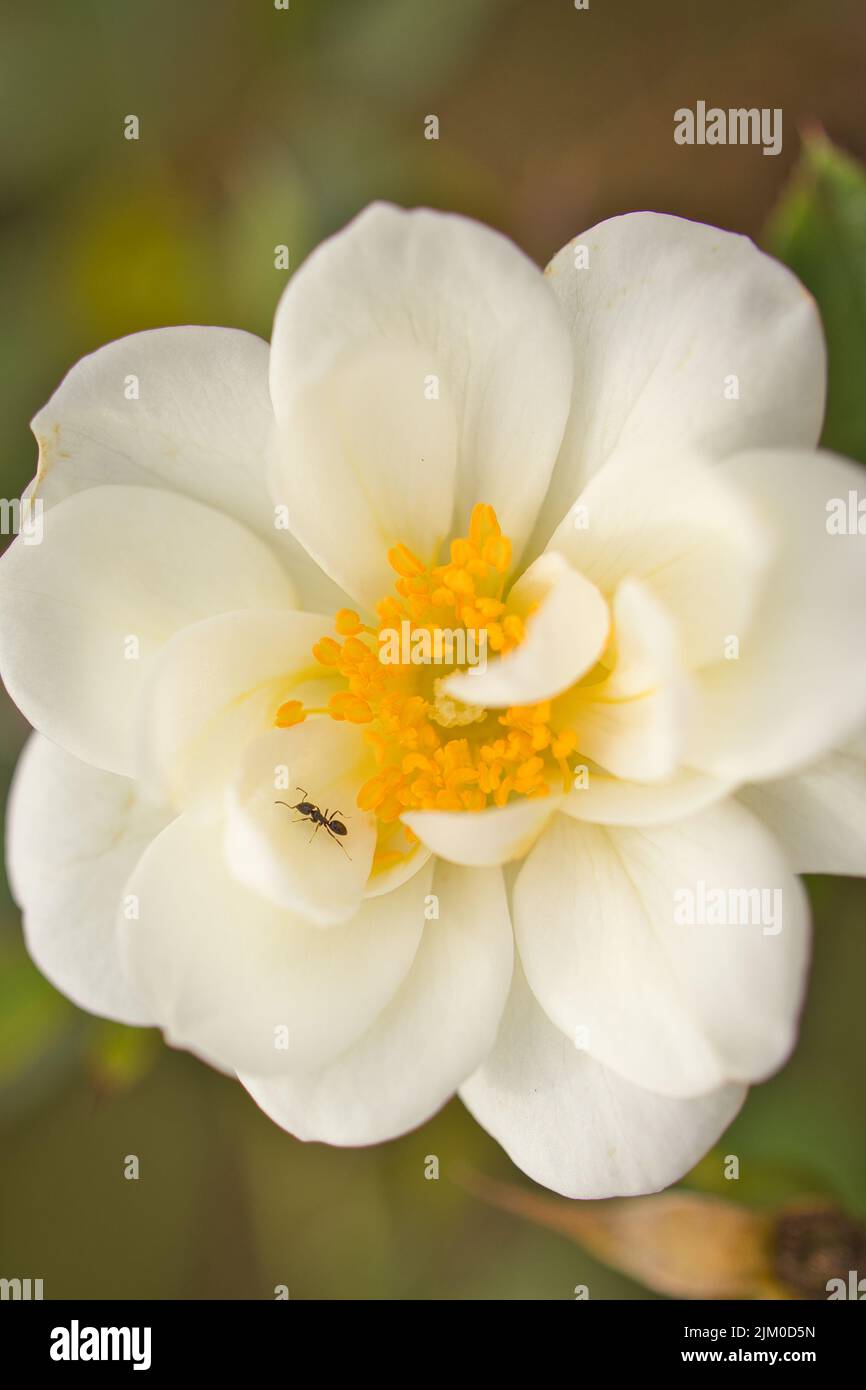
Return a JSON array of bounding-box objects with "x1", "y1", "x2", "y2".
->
[{"x1": 764, "y1": 134, "x2": 866, "y2": 464}]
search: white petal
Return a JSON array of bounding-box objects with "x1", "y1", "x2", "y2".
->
[
  {"x1": 224, "y1": 722, "x2": 377, "y2": 925},
  {"x1": 443, "y1": 552, "x2": 609, "y2": 708},
  {"x1": 563, "y1": 766, "x2": 730, "y2": 826},
  {"x1": 7, "y1": 734, "x2": 168, "y2": 1024},
  {"x1": 532, "y1": 211, "x2": 825, "y2": 550},
  {"x1": 269, "y1": 203, "x2": 573, "y2": 605},
  {"x1": 546, "y1": 443, "x2": 769, "y2": 669},
  {"x1": 555, "y1": 578, "x2": 689, "y2": 782},
  {"x1": 118, "y1": 814, "x2": 430, "y2": 1075},
  {"x1": 689, "y1": 450, "x2": 866, "y2": 781},
  {"x1": 514, "y1": 803, "x2": 810, "y2": 1098},
  {"x1": 739, "y1": 727, "x2": 866, "y2": 876},
  {"x1": 30, "y1": 327, "x2": 273, "y2": 529},
  {"x1": 0, "y1": 485, "x2": 295, "y2": 777},
  {"x1": 460, "y1": 964, "x2": 746, "y2": 1199},
  {"x1": 403, "y1": 794, "x2": 562, "y2": 867},
  {"x1": 137, "y1": 608, "x2": 331, "y2": 813},
  {"x1": 28, "y1": 325, "x2": 347, "y2": 615},
  {"x1": 270, "y1": 341, "x2": 458, "y2": 611},
  {"x1": 241, "y1": 861, "x2": 513, "y2": 1144}
]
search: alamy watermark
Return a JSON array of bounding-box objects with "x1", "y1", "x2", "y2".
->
[
  {"x1": 674, "y1": 102, "x2": 782, "y2": 157},
  {"x1": 1, "y1": 1276, "x2": 43, "y2": 1299},
  {"x1": 827, "y1": 1271, "x2": 866, "y2": 1299},
  {"x1": 50, "y1": 1321, "x2": 151, "y2": 1371},
  {"x1": 674, "y1": 880, "x2": 783, "y2": 936},
  {"x1": 378, "y1": 621, "x2": 487, "y2": 673},
  {"x1": 0, "y1": 496, "x2": 43, "y2": 545},
  {"x1": 826, "y1": 491, "x2": 865, "y2": 535}
]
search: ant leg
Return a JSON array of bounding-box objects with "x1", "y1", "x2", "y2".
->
[
  {"x1": 308, "y1": 820, "x2": 323, "y2": 844},
  {"x1": 325, "y1": 824, "x2": 352, "y2": 860}
]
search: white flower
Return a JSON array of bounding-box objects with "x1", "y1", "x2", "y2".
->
[{"x1": 2, "y1": 204, "x2": 865, "y2": 1199}]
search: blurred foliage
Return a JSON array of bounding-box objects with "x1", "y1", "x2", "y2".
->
[
  {"x1": 765, "y1": 134, "x2": 866, "y2": 464},
  {"x1": 1, "y1": 0, "x2": 866, "y2": 1299},
  {"x1": 84, "y1": 1022, "x2": 162, "y2": 1098},
  {"x1": 0, "y1": 934, "x2": 79, "y2": 1101}
]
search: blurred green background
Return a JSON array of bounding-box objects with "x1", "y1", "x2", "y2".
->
[{"x1": 1, "y1": 0, "x2": 865, "y2": 1299}]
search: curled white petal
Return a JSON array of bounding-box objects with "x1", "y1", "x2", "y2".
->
[
  {"x1": 118, "y1": 814, "x2": 431, "y2": 1076},
  {"x1": 404, "y1": 794, "x2": 562, "y2": 867},
  {"x1": 136, "y1": 608, "x2": 331, "y2": 814},
  {"x1": 533, "y1": 209, "x2": 825, "y2": 548},
  {"x1": 690, "y1": 449, "x2": 866, "y2": 781},
  {"x1": 224, "y1": 721, "x2": 377, "y2": 926},
  {"x1": 7, "y1": 734, "x2": 168, "y2": 1024},
  {"x1": 739, "y1": 727, "x2": 866, "y2": 876},
  {"x1": 0, "y1": 485, "x2": 295, "y2": 776},
  {"x1": 241, "y1": 862, "x2": 513, "y2": 1144},
  {"x1": 269, "y1": 202, "x2": 573, "y2": 604},
  {"x1": 514, "y1": 803, "x2": 810, "y2": 1098},
  {"x1": 444, "y1": 552, "x2": 609, "y2": 709},
  {"x1": 460, "y1": 964, "x2": 746, "y2": 1200}
]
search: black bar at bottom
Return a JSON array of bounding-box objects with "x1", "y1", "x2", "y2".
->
[{"x1": 0, "y1": 1295, "x2": 861, "y2": 1373}]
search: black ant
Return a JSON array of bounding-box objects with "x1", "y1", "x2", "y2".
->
[{"x1": 275, "y1": 789, "x2": 351, "y2": 859}]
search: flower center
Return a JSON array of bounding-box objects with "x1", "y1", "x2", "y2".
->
[{"x1": 276, "y1": 504, "x2": 579, "y2": 869}]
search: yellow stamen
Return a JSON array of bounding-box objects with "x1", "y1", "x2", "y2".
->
[
  {"x1": 328, "y1": 691, "x2": 374, "y2": 724},
  {"x1": 277, "y1": 503, "x2": 587, "y2": 874},
  {"x1": 274, "y1": 699, "x2": 306, "y2": 728},
  {"x1": 334, "y1": 608, "x2": 363, "y2": 636}
]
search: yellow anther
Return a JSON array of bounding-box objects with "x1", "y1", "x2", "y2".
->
[
  {"x1": 447, "y1": 766, "x2": 480, "y2": 788},
  {"x1": 335, "y1": 608, "x2": 363, "y2": 636},
  {"x1": 518, "y1": 756, "x2": 545, "y2": 780},
  {"x1": 328, "y1": 691, "x2": 374, "y2": 723},
  {"x1": 410, "y1": 775, "x2": 439, "y2": 801},
  {"x1": 494, "y1": 775, "x2": 514, "y2": 807},
  {"x1": 388, "y1": 543, "x2": 427, "y2": 578},
  {"x1": 482, "y1": 534, "x2": 512, "y2": 572},
  {"x1": 341, "y1": 635, "x2": 372, "y2": 664},
  {"x1": 274, "y1": 700, "x2": 306, "y2": 728},
  {"x1": 468, "y1": 502, "x2": 499, "y2": 547},
  {"x1": 552, "y1": 728, "x2": 578, "y2": 759},
  {"x1": 475, "y1": 596, "x2": 505, "y2": 618},
  {"x1": 312, "y1": 637, "x2": 342, "y2": 666},
  {"x1": 402, "y1": 752, "x2": 436, "y2": 774},
  {"x1": 443, "y1": 567, "x2": 475, "y2": 596},
  {"x1": 429, "y1": 586, "x2": 455, "y2": 608}
]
